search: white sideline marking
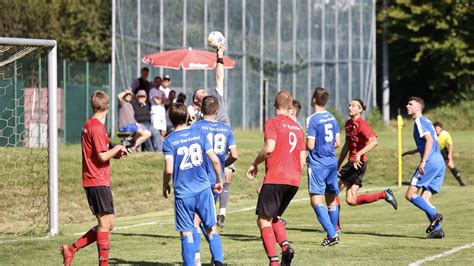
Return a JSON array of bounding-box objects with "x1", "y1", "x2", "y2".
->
[
  {"x1": 72, "y1": 186, "x2": 388, "y2": 235},
  {"x1": 408, "y1": 242, "x2": 474, "y2": 266},
  {"x1": 0, "y1": 235, "x2": 49, "y2": 245}
]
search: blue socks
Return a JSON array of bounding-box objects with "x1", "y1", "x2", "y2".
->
[
  {"x1": 314, "y1": 204, "x2": 336, "y2": 238},
  {"x1": 328, "y1": 205, "x2": 339, "y2": 231},
  {"x1": 208, "y1": 233, "x2": 224, "y2": 264},
  {"x1": 410, "y1": 195, "x2": 442, "y2": 231},
  {"x1": 192, "y1": 227, "x2": 201, "y2": 256},
  {"x1": 181, "y1": 235, "x2": 195, "y2": 266}
]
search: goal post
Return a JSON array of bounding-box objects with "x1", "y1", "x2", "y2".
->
[{"x1": 0, "y1": 37, "x2": 58, "y2": 237}]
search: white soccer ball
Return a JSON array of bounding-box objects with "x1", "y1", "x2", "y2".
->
[{"x1": 208, "y1": 31, "x2": 225, "y2": 48}]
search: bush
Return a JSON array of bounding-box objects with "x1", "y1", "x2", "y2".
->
[
  {"x1": 366, "y1": 107, "x2": 384, "y2": 130},
  {"x1": 426, "y1": 100, "x2": 474, "y2": 130}
]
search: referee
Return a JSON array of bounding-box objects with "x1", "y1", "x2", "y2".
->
[{"x1": 433, "y1": 121, "x2": 466, "y2": 186}]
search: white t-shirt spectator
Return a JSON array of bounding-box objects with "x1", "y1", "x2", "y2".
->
[{"x1": 149, "y1": 87, "x2": 167, "y2": 131}]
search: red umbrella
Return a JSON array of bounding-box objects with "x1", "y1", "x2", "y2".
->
[{"x1": 142, "y1": 48, "x2": 236, "y2": 70}]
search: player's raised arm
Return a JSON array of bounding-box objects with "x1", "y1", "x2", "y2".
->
[{"x1": 215, "y1": 46, "x2": 225, "y2": 96}]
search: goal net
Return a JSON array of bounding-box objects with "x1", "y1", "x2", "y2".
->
[{"x1": 0, "y1": 38, "x2": 58, "y2": 242}]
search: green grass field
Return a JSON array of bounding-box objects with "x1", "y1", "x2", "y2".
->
[{"x1": 1, "y1": 127, "x2": 473, "y2": 265}]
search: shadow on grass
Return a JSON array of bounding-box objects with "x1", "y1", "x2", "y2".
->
[
  {"x1": 286, "y1": 227, "x2": 425, "y2": 240},
  {"x1": 221, "y1": 233, "x2": 261, "y2": 242},
  {"x1": 109, "y1": 258, "x2": 179, "y2": 265},
  {"x1": 112, "y1": 232, "x2": 177, "y2": 240}
]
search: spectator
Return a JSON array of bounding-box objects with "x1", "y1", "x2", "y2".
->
[
  {"x1": 176, "y1": 92, "x2": 187, "y2": 104},
  {"x1": 131, "y1": 67, "x2": 150, "y2": 95},
  {"x1": 160, "y1": 74, "x2": 171, "y2": 98},
  {"x1": 117, "y1": 89, "x2": 151, "y2": 152},
  {"x1": 149, "y1": 76, "x2": 169, "y2": 139},
  {"x1": 132, "y1": 90, "x2": 162, "y2": 152},
  {"x1": 165, "y1": 90, "x2": 177, "y2": 133}
]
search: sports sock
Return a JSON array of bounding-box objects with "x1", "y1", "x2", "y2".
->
[
  {"x1": 314, "y1": 205, "x2": 337, "y2": 238},
  {"x1": 219, "y1": 183, "x2": 231, "y2": 215},
  {"x1": 192, "y1": 227, "x2": 201, "y2": 257},
  {"x1": 336, "y1": 196, "x2": 341, "y2": 229},
  {"x1": 208, "y1": 233, "x2": 224, "y2": 264},
  {"x1": 328, "y1": 205, "x2": 339, "y2": 232},
  {"x1": 271, "y1": 218, "x2": 288, "y2": 251},
  {"x1": 73, "y1": 227, "x2": 97, "y2": 251},
  {"x1": 451, "y1": 168, "x2": 465, "y2": 186},
  {"x1": 199, "y1": 223, "x2": 210, "y2": 242},
  {"x1": 410, "y1": 195, "x2": 437, "y2": 218},
  {"x1": 96, "y1": 232, "x2": 110, "y2": 266},
  {"x1": 356, "y1": 191, "x2": 386, "y2": 205},
  {"x1": 260, "y1": 226, "x2": 279, "y2": 266},
  {"x1": 181, "y1": 235, "x2": 195, "y2": 266}
]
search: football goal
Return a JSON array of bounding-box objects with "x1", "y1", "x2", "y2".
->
[{"x1": 0, "y1": 37, "x2": 58, "y2": 241}]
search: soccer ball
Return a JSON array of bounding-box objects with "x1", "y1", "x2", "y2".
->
[{"x1": 208, "y1": 31, "x2": 225, "y2": 48}]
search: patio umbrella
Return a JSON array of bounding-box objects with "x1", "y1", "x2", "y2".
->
[{"x1": 142, "y1": 47, "x2": 236, "y2": 70}]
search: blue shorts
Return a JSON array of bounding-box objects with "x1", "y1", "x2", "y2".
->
[
  {"x1": 308, "y1": 163, "x2": 339, "y2": 195},
  {"x1": 175, "y1": 188, "x2": 217, "y2": 232},
  {"x1": 410, "y1": 159, "x2": 445, "y2": 194},
  {"x1": 119, "y1": 123, "x2": 138, "y2": 134}
]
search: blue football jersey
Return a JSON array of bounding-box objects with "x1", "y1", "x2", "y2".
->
[
  {"x1": 306, "y1": 111, "x2": 340, "y2": 166},
  {"x1": 191, "y1": 119, "x2": 236, "y2": 185},
  {"x1": 413, "y1": 116, "x2": 443, "y2": 161},
  {"x1": 162, "y1": 127, "x2": 213, "y2": 198}
]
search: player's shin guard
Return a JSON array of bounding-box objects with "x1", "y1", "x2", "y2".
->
[
  {"x1": 181, "y1": 235, "x2": 195, "y2": 266},
  {"x1": 260, "y1": 226, "x2": 279, "y2": 265},
  {"x1": 328, "y1": 205, "x2": 339, "y2": 232},
  {"x1": 96, "y1": 232, "x2": 110, "y2": 266},
  {"x1": 356, "y1": 191, "x2": 386, "y2": 205},
  {"x1": 314, "y1": 205, "x2": 336, "y2": 238},
  {"x1": 208, "y1": 233, "x2": 224, "y2": 264},
  {"x1": 73, "y1": 227, "x2": 97, "y2": 251},
  {"x1": 451, "y1": 168, "x2": 465, "y2": 186},
  {"x1": 409, "y1": 195, "x2": 437, "y2": 218},
  {"x1": 192, "y1": 227, "x2": 201, "y2": 259},
  {"x1": 219, "y1": 183, "x2": 231, "y2": 215},
  {"x1": 271, "y1": 218, "x2": 289, "y2": 251}
]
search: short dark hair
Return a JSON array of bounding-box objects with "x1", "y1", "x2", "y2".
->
[
  {"x1": 352, "y1": 98, "x2": 367, "y2": 111},
  {"x1": 176, "y1": 92, "x2": 187, "y2": 104},
  {"x1": 202, "y1": 96, "x2": 219, "y2": 115},
  {"x1": 274, "y1": 90, "x2": 292, "y2": 110},
  {"x1": 433, "y1": 121, "x2": 443, "y2": 128},
  {"x1": 154, "y1": 76, "x2": 162, "y2": 81},
  {"x1": 408, "y1": 96, "x2": 425, "y2": 110},
  {"x1": 312, "y1": 87, "x2": 329, "y2": 107},
  {"x1": 292, "y1": 100, "x2": 302, "y2": 117},
  {"x1": 168, "y1": 103, "x2": 188, "y2": 127},
  {"x1": 141, "y1": 67, "x2": 149, "y2": 72}
]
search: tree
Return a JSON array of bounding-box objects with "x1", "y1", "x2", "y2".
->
[
  {"x1": 0, "y1": 0, "x2": 111, "y2": 62},
  {"x1": 377, "y1": 0, "x2": 474, "y2": 112}
]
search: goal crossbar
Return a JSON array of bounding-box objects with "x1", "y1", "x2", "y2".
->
[{"x1": 0, "y1": 37, "x2": 59, "y2": 237}]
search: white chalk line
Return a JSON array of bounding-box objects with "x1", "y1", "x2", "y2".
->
[
  {"x1": 408, "y1": 242, "x2": 474, "y2": 266},
  {"x1": 0, "y1": 235, "x2": 50, "y2": 245}
]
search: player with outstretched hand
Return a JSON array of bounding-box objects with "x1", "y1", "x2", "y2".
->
[
  {"x1": 190, "y1": 95, "x2": 238, "y2": 265},
  {"x1": 247, "y1": 91, "x2": 306, "y2": 266},
  {"x1": 306, "y1": 87, "x2": 341, "y2": 247},
  {"x1": 404, "y1": 97, "x2": 446, "y2": 239},
  {"x1": 61, "y1": 91, "x2": 128, "y2": 266},
  {"x1": 162, "y1": 102, "x2": 225, "y2": 266},
  {"x1": 189, "y1": 46, "x2": 234, "y2": 227},
  {"x1": 336, "y1": 99, "x2": 398, "y2": 232}
]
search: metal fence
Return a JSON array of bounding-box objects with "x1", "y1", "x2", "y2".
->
[{"x1": 113, "y1": 0, "x2": 376, "y2": 129}]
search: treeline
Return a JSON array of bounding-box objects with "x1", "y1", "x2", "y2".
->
[
  {"x1": 0, "y1": 0, "x2": 111, "y2": 62},
  {"x1": 377, "y1": 0, "x2": 474, "y2": 112},
  {"x1": 1, "y1": 0, "x2": 472, "y2": 110}
]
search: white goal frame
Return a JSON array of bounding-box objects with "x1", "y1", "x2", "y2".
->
[{"x1": 0, "y1": 37, "x2": 59, "y2": 236}]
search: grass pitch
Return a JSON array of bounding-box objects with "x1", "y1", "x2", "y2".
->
[{"x1": 0, "y1": 128, "x2": 473, "y2": 265}]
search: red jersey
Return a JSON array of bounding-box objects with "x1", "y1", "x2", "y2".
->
[
  {"x1": 81, "y1": 118, "x2": 110, "y2": 187},
  {"x1": 263, "y1": 114, "x2": 305, "y2": 187},
  {"x1": 344, "y1": 116, "x2": 376, "y2": 162}
]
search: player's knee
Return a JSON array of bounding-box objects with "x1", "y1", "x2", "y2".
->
[
  {"x1": 346, "y1": 198, "x2": 358, "y2": 206},
  {"x1": 405, "y1": 192, "x2": 413, "y2": 201}
]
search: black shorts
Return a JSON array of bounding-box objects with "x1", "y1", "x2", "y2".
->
[
  {"x1": 256, "y1": 184, "x2": 298, "y2": 218},
  {"x1": 84, "y1": 186, "x2": 115, "y2": 215},
  {"x1": 225, "y1": 151, "x2": 236, "y2": 173},
  {"x1": 339, "y1": 161, "x2": 367, "y2": 188},
  {"x1": 441, "y1": 148, "x2": 448, "y2": 161}
]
